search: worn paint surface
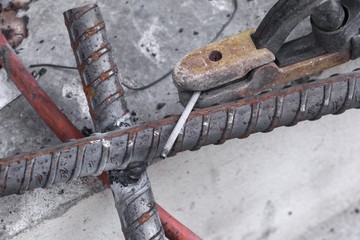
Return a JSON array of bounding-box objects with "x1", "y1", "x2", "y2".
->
[
  {"x1": 173, "y1": 30, "x2": 275, "y2": 91},
  {"x1": 179, "y1": 49, "x2": 351, "y2": 107}
]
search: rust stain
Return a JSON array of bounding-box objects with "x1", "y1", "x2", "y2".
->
[
  {"x1": 182, "y1": 48, "x2": 351, "y2": 108},
  {"x1": 244, "y1": 49, "x2": 351, "y2": 97},
  {"x1": 274, "y1": 49, "x2": 350, "y2": 86},
  {"x1": 173, "y1": 29, "x2": 275, "y2": 91},
  {"x1": 71, "y1": 41, "x2": 78, "y2": 52},
  {"x1": 67, "y1": 4, "x2": 95, "y2": 23},
  {"x1": 85, "y1": 21, "x2": 105, "y2": 38},
  {"x1": 88, "y1": 88, "x2": 96, "y2": 99},
  {"x1": 95, "y1": 87, "x2": 125, "y2": 109},
  {"x1": 88, "y1": 44, "x2": 110, "y2": 62},
  {"x1": 93, "y1": 17, "x2": 102, "y2": 28},
  {"x1": 138, "y1": 212, "x2": 151, "y2": 224},
  {"x1": 77, "y1": 63, "x2": 85, "y2": 75},
  {"x1": 84, "y1": 66, "x2": 118, "y2": 91},
  {"x1": 99, "y1": 66, "x2": 116, "y2": 82},
  {"x1": 82, "y1": 81, "x2": 93, "y2": 99},
  {"x1": 99, "y1": 70, "x2": 112, "y2": 82}
]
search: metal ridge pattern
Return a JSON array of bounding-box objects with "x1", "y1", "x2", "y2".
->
[
  {"x1": 1, "y1": 71, "x2": 360, "y2": 196},
  {"x1": 64, "y1": 3, "x2": 130, "y2": 132},
  {"x1": 64, "y1": 4, "x2": 164, "y2": 239}
]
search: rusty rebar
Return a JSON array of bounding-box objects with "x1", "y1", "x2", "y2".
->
[
  {"x1": 64, "y1": 4, "x2": 130, "y2": 132},
  {"x1": 64, "y1": 4, "x2": 164, "y2": 240},
  {"x1": 112, "y1": 172, "x2": 164, "y2": 240},
  {"x1": 1, "y1": 71, "x2": 359, "y2": 196}
]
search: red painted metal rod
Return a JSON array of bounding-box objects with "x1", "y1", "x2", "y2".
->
[
  {"x1": 158, "y1": 205, "x2": 203, "y2": 240},
  {"x1": 0, "y1": 32, "x2": 83, "y2": 141}
]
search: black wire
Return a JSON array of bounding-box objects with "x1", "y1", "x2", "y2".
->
[
  {"x1": 123, "y1": 0, "x2": 238, "y2": 91},
  {"x1": 211, "y1": 0, "x2": 238, "y2": 43},
  {"x1": 29, "y1": 64, "x2": 77, "y2": 70},
  {"x1": 121, "y1": 70, "x2": 173, "y2": 90},
  {"x1": 30, "y1": 0, "x2": 238, "y2": 91}
]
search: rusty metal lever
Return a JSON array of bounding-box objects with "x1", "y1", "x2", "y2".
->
[{"x1": 173, "y1": 0, "x2": 360, "y2": 108}]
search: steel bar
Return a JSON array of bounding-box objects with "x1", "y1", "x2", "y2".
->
[
  {"x1": 158, "y1": 205, "x2": 203, "y2": 240},
  {"x1": 64, "y1": 4, "x2": 130, "y2": 132},
  {"x1": 109, "y1": 172, "x2": 166, "y2": 239},
  {"x1": 0, "y1": 32, "x2": 83, "y2": 142},
  {"x1": 112, "y1": 172, "x2": 164, "y2": 240},
  {"x1": 0, "y1": 7, "x2": 177, "y2": 238},
  {"x1": 1, "y1": 71, "x2": 360, "y2": 196},
  {"x1": 64, "y1": 4, "x2": 165, "y2": 240}
]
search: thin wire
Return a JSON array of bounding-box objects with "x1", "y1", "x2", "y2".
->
[
  {"x1": 122, "y1": 70, "x2": 173, "y2": 91},
  {"x1": 29, "y1": 64, "x2": 77, "y2": 70},
  {"x1": 211, "y1": 0, "x2": 238, "y2": 43},
  {"x1": 122, "y1": 0, "x2": 238, "y2": 91},
  {"x1": 30, "y1": 0, "x2": 238, "y2": 91}
]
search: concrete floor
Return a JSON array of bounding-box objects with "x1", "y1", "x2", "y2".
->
[{"x1": 2, "y1": 0, "x2": 360, "y2": 239}]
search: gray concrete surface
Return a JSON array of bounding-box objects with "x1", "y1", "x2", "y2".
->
[{"x1": 1, "y1": 0, "x2": 360, "y2": 239}]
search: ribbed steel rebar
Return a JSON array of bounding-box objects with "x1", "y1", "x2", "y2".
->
[
  {"x1": 64, "y1": 4, "x2": 130, "y2": 132},
  {"x1": 112, "y1": 172, "x2": 164, "y2": 240},
  {"x1": 64, "y1": 4, "x2": 164, "y2": 240},
  {"x1": 1, "y1": 72, "x2": 360, "y2": 196}
]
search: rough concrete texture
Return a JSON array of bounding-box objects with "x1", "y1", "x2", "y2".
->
[{"x1": 1, "y1": 0, "x2": 360, "y2": 239}]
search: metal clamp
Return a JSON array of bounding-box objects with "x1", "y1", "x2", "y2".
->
[{"x1": 174, "y1": 0, "x2": 360, "y2": 108}]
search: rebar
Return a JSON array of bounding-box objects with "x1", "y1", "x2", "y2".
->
[
  {"x1": 64, "y1": 4, "x2": 164, "y2": 240},
  {"x1": 112, "y1": 172, "x2": 164, "y2": 240},
  {"x1": 1, "y1": 71, "x2": 360, "y2": 196},
  {"x1": 64, "y1": 4, "x2": 130, "y2": 132}
]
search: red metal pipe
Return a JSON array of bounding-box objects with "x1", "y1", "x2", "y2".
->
[
  {"x1": 0, "y1": 33, "x2": 83, "y2": 141},
  {"x1": 158, "y1": 205, "x2": 203, "y2": 240},
  {"x1": 0, "y1": 32, "x2": 199, "y2": 239}
]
